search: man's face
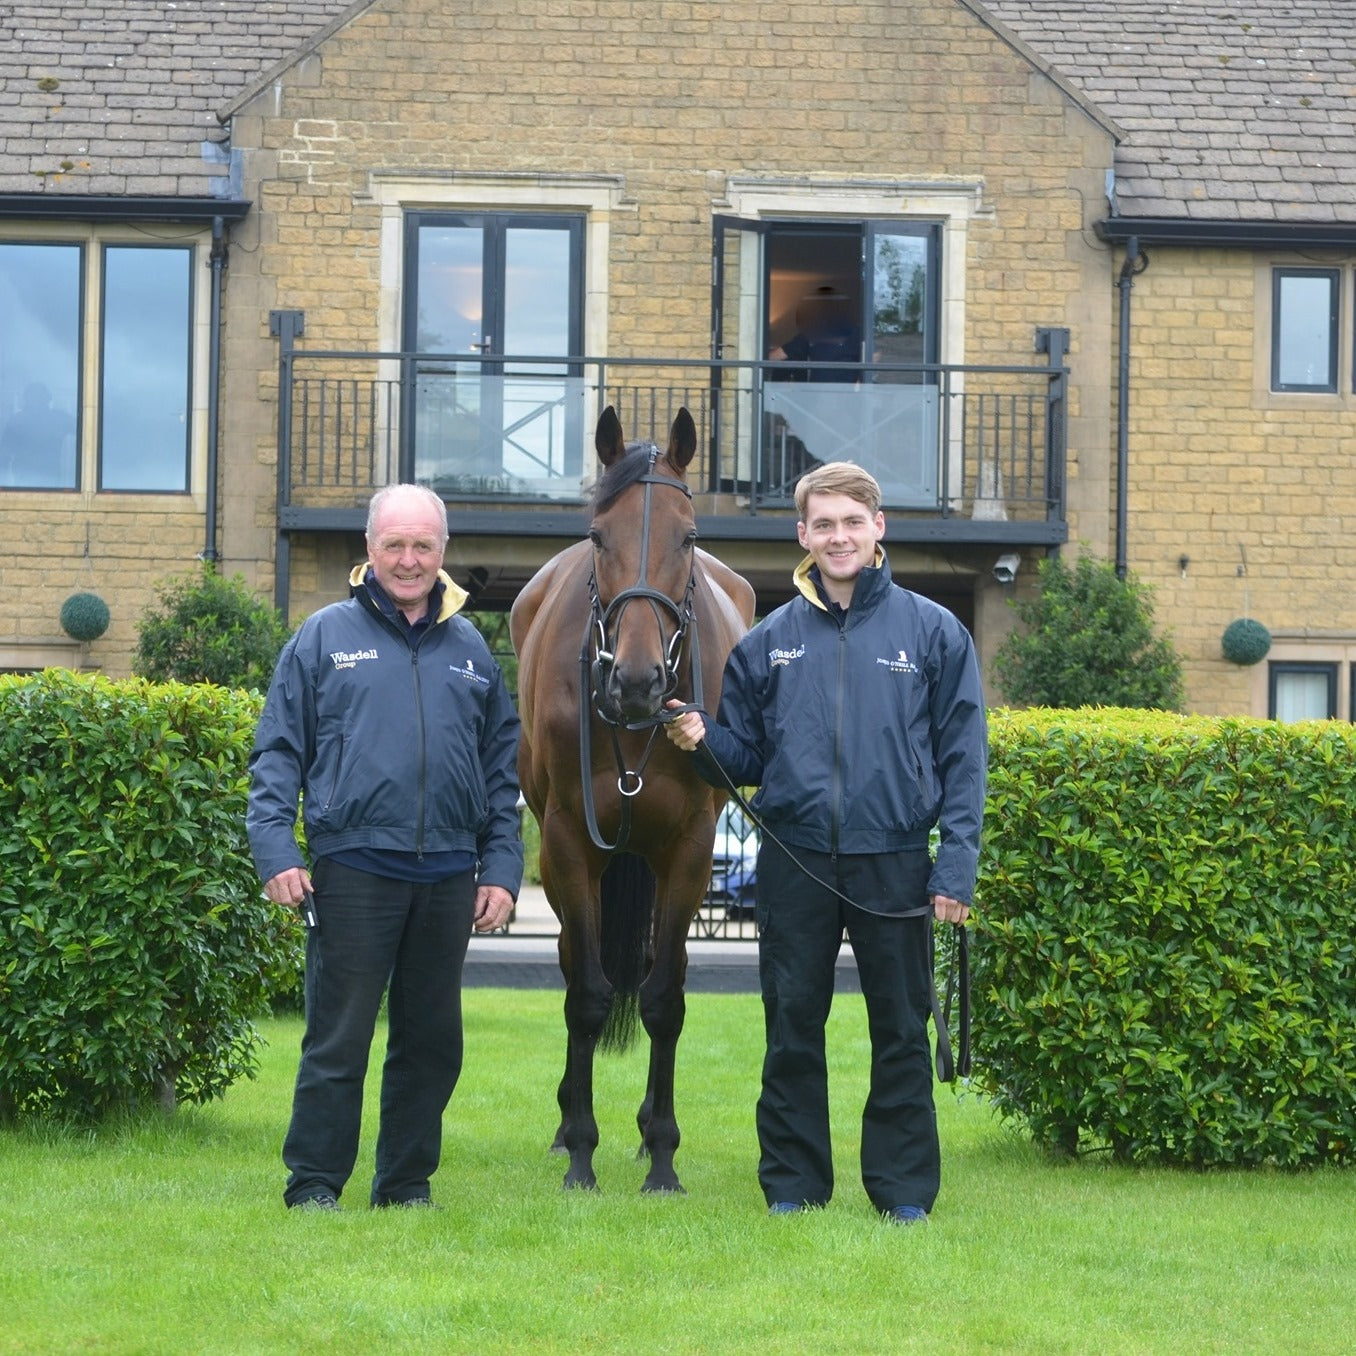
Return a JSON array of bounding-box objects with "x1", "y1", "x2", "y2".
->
[
  {"x1": 796, "y1": 490, "x2": 884, "y2": 594},
  {"x1": 366, "y1": 490, "x2": 447, "y2": 617}
]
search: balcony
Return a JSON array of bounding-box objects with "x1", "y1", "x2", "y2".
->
[{"x1": 270, "y1": 315, "x2": 1069, "y2": 549}]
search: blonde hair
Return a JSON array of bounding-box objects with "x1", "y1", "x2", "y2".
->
[{"x1": 794, "y1": 461, "x2": 882, "y2": 519}]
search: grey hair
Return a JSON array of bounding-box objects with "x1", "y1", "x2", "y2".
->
[{"x1": 365, "y1": 483, "x2": 450, "y2": 547}]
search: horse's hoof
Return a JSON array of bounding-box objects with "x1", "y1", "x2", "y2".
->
[
  {"x1": 562, "y1": 1176, "x2": 599, "y2": 1192},
  {"x1": 641, "y1": 1179, "x2": 686, "y2": 1196}
]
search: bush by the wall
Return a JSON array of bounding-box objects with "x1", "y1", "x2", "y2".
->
[
  {"x1": 973, "y1": 707, "x2": 1356, "y2": 1167},
  {"x1": 992, "y1": 552, "x2": 1184, "y2": 710},
  {"x1": 134, "y1": 564, "x2": 292, "y2": 693},
  {"x1": 0, "y1": 671, "x2": 302, "y2": 1121}
]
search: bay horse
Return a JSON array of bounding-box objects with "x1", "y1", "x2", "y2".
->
[{"x1": 510, "y1": 405, "x2": 755, "y2": 1193}]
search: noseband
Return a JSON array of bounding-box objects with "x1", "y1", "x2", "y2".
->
[{"x1": 578, "y1": 448, "x2": 705, "y2": 852}]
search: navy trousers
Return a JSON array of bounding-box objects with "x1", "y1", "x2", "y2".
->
[
  {"x1": 754, "y1": 844, "x2": 939, "y2": 1213},
  {"x1": 282, "y1": 860, "x2": 476, "y2": 1208}
]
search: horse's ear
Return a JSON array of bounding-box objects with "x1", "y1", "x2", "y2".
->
[
  {"x1": 595, "y1": 406, "x2": 626, "y2": 466},
  {"x1": 668, "y1": 407, "x2": 697, "y2": 471}
]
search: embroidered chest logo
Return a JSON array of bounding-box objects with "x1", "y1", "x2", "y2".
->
[
  {"x1": 454, "y1": 657, "x2": 490, "y2": 686},
  {"x1": 768, "y1": 644, "x2": 806, "y2": 669},
  {"x1": 876, "y1": 648, "x2": 921, "y2": 675},
  {"x1": 329, "y1": 647, "x2": 379, "y2": 670}
]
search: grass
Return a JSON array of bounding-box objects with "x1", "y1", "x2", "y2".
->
[{"x1": 2, "y1": 990, "x2": 1354, "y2": 1354}]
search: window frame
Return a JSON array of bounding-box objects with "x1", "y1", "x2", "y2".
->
[
  {"x1": 1270, "y1": 266, "x2": 1339, "y2": 394},
  {"x1": 1267, "y1": 660, "x2": 1337, "y2": 721},
  {"x1": 96, "y1": 241, "x2": 195, "y2": 494}
]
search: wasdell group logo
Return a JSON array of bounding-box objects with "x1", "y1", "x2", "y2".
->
[
  {"x1": 453, "y1": 657, "x2": 490, "y2": 687},
  {"x1": 768, "y1": 644, "x2": 805, "y2": 669},
  {"x1": 876, "y1": 648, "x2": 921, "y2": 675},
  {"x1": 329, "y1": 647, "x2": 379, "y2": 670}
]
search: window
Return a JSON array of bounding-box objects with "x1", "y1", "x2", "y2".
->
[
  {"x1": 402, "y1": 212, "x2": 585, "y2": 497},
  {"x1": 100, "y1": 245, "x2": 193, "y2": 491},
  {"x1": 0, "y1": 243, "x2": 80, "y2": 489},
  {"x1": 0, "y1": 239, "x2": 194, "y2": 493},
  {"x1": 1271, "y1": 267, "x2": 1338, "y2": 393},
  {"x1": 715, "y1": 213, "x2": 943, "y2": 505},
  {"x1": 1268, "y1": 661, "x2": 1336, "y2": 721}
]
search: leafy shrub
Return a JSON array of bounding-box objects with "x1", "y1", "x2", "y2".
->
[
  {"x1": 973, "y1": 707, "x2": 1356, "y2": 1167},
  {"x1": 0, "y1": 671, "x2": 303, "y2": 1121},
  {"x1": 993, "y1": 553, "x2": 1184, "y2": 710},
  {"x1": 134, "y1": 564, "x2": 291, "y2": 692}
]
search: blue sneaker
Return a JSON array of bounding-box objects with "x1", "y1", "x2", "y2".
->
[
  {"x1": 768, "y1": 1201, "x2": 804, "y2": 1215},
  {"x1": 884, "y1": 1204, "x2": 927, "y2": 1226}
]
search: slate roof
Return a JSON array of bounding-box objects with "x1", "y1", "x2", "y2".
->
[
  {"x1": 0, "y1": 0, "x2": 357, "y2": 197},
  {"x1": 0, "y1": 0, "x2": 1352, "y2": 226},
  {"x1": 985, "y1": 0, "x2": 1356, "y2": 223}
]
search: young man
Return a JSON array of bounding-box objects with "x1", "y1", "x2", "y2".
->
[
  {"x1": 665, "y1": 462, "x2": 986, "y2": 1224},
  {"x1": 247, "y1": 483, "x2": 523, "y2": 1210}
]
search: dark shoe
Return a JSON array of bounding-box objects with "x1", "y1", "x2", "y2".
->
[
  {"x1": 883, "y1": 1204, "x2": 927, "y2": 1226},
  {"x1": 768, "y1": 1201, "x2": 804, "y2": 1215},
  {"x1": 291, "y1": 1192, "x2": 340, "y2": 1211}
]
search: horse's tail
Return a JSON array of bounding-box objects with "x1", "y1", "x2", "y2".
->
[{"x1": 598, "y1": 851, "x2": 655, "y2": 1053}]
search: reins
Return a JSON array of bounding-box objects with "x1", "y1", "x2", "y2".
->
[{"x1": 661, "y1": 701, "x2": 971, "y2": 1083}]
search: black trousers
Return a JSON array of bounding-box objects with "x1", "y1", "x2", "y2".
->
[
  {"x1": 282, "y1": 860, "x2": 476, "y2": 1207},
  {"x1": 754, "y1": 844, "x2": 940, "y2": 1213}
]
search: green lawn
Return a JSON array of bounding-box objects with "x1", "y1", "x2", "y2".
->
[{"x1": 2, "y1": 990, "x2": 1353, "y2": 1354}]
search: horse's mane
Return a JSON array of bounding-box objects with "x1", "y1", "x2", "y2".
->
[{"x1": 590, "y1": 442, "x2": 662, "y2": 514}]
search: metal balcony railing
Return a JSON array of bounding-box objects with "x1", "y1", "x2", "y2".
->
[{"x1": 271, "y1": 324, "x2": 1069, "y2": 526}]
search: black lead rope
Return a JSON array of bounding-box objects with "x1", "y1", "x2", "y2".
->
[{"x1": 663, "y1": 701, "x2": 972, "y2": 1083}]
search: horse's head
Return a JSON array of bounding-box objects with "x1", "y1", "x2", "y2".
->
[{"x1": 588, "y1": 406, "x2": 699, "y2": 726}]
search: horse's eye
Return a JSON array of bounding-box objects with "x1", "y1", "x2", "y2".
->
[
  {"x1": 588, "y1": 529, "x2": 602, "y2": 549},
  {"x1": 684, "y1": 530, "x2": 698, "y2": 549}
]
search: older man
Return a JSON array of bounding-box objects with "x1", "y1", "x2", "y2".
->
[{"x1": 247, "y1": 483, "x2": 522, "y2": 1210}]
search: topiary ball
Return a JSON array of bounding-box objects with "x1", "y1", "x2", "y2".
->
[
  {"x1": 60, "y1": 591, "x2": 111, "y2": 642},
  {"x1": 1221, "y1": 617, "x2": 1271, "y2": 666}
]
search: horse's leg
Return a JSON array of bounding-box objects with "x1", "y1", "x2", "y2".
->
[
  {"x1": 544, "y1": 843, "x2": 611, "y2": 1191},
  {"x1": 634, "y1": 879, "x2": 698, "y2": 1194},
  {"x1": 551, "y1": 1038, "x2": 571, "y2": 1153}
]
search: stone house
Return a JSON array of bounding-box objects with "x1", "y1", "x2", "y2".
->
[{"x1": 1, "y1": 0, "x2": 1352, "y2": 718}]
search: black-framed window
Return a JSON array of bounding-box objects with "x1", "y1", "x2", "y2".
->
[
  {"x1": 402, "y1": 211, "x2": 585, "y2": 494},
  {"x1": 1268, "y1": 661, "x2": 1337, "y2": 721},
  {"x1": 99, "y1": 244, "x2": 193, "y2": 492},
  {"x1": 0, "y1": 239, "x2": 194, "y2": 493},
  {"x1": 0, "y1": 242, "x2": 81, "y2": 489},
  {"x1": 1271, "y1": 267, "x2": 1338, "y2": 393}
]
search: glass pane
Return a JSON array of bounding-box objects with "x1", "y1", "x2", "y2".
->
[
  {"x1": 1276, "y1": 273, "x2": 1335, "y2": 389},
  {"x1": 1273, "y1": 669, "x2": 1332, "y2": 722},
  {"x1": 503, "y1": 228, "x2": 569, "y2": 358},
  {"x1": 101, "y1": 246, "x2": 192, "y2": 491},
  {"x1": 872, "y1": 232, "x2": 928, "y2": 376},
  {"x1": 0, "y1": 242, "x2": 80, "y2": 489},
  {"x1": 415, "y1": 226, "x2": 484, "y2": 353}
]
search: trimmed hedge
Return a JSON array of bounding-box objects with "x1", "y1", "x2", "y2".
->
[
  {"x1": 974, "y1": 708, "x2": 1356, "y2": 1167},
  {"x1": 0, "y1": 671, "x2": 301, "y2": 1121}
]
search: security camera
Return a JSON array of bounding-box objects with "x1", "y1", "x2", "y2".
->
[{"x1": 993, "y1": 553, "x2": 1020, "y2": 584}]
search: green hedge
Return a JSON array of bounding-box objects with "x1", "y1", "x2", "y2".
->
[
  {"x1": 0, "y1": 671, "x2": 301, "y2": 1121},
  {"x1": 973, "y1": 708, "x2": 1356, "y2": 1167}
]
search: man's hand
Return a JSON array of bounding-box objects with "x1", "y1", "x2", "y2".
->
[
  {"x1": 931, "y1": 893, "x2": 970, "y2": 926},
  {"x1": 474, "y1": 884, "x2": 514, "y2": 933},
  {"x1": 263, "y1": 866, "x2": 314, "y2": 910},
  {"x1": 663, "y1": 699, "x2": 706, "y2": 751}
]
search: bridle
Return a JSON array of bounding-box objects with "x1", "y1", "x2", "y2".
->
[{"x1": 578, "y1": 447, "x2": 704, "y2": 853}]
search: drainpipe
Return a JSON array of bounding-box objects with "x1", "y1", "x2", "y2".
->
[
  {"x1": 1115, "y1": 236, "x2": 1148, "y2": 579},
  {"x1": 202, "y1": 215, "x2": 227, "y2": 565}
]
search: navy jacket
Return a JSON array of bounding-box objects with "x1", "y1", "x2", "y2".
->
[
  {"x1": 246, "y1": 567, "x2": 524, "y2": 897},
  {"x1": 695, "y1": 550, "x2": 987, "y2": 904}
]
